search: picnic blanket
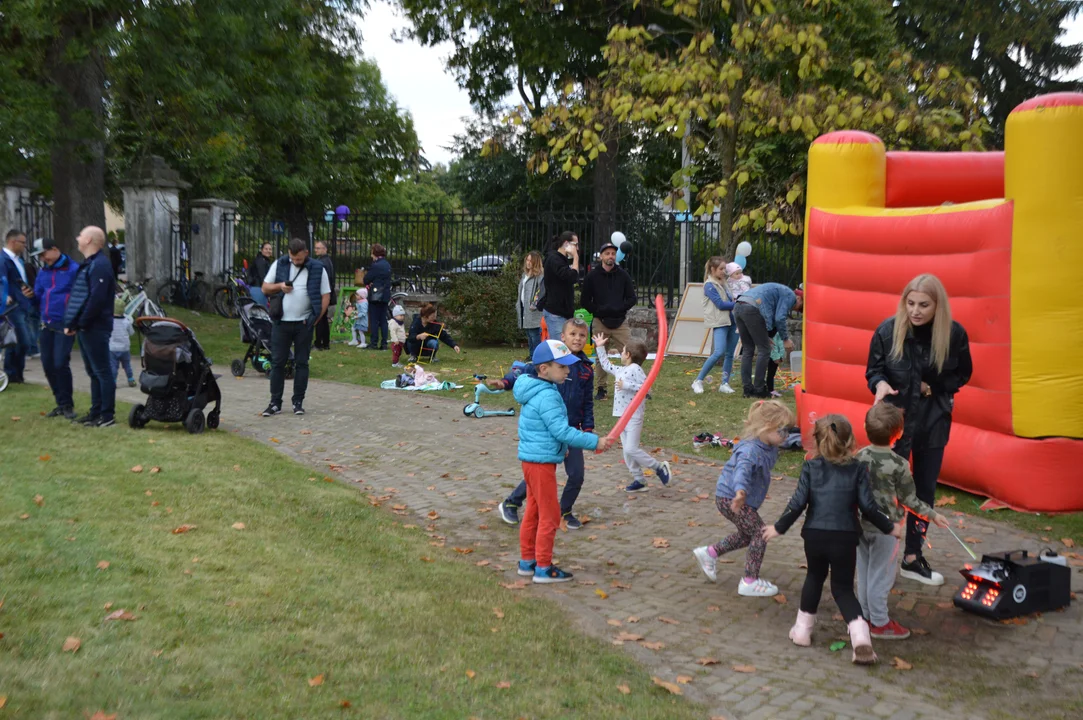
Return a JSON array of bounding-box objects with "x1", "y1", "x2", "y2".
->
[{"x1": 379, "y1": 379, "x2": 462, "y2": 392}]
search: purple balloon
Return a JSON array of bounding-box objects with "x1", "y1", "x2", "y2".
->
[{"x1": 335, "y1": 205, "x2": 351, "y2": 220}]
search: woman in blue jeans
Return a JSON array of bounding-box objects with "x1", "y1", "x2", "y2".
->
[{"x1": 692, "y1": 256, "x2": 738, "y2": 394}]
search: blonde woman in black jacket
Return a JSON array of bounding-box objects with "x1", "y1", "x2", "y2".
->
[{"x1": 865, "y1": 274, "x2": 972, "y2": 587}]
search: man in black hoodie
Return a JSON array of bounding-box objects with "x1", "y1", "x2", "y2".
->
[{"x1": 581, "y1": 240, "x2": 637, "y2": 400}]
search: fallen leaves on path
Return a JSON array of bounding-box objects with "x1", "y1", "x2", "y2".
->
[
  {"x1": 1063, "y1": 538, "x2": 1075, "y2": 548},
  {"x1": 104, "y1": 609, "x2": 137, "y2": 622},
  {"x1": 658, "y1": 616, "x2": 679, "y2": 625},
  {"x1": 308, "y1": 674, "x2": 324, "y2": 687},
  {"x1": 62, "y1": 636, "x2": 81, "y2": 653},
  {"x1": 651, "y1": 537, "x2": 670, "y2": 549},
  {"x1": 594, "y1": 589, "x2": 609, "y2": 600},
  {"x1": 19, "y1": 513, "x2": 30, "y2": 519},
  {"x1": 172, "y1": 524, "x2": 197, "y2": 534},
  {"x1": 651, "y1": 676, "x2": 682, "y2": 695},
  {"x1": 732, "y1": 665, "x2": 756, "y2": 673},
  {"x1": 676, "y1": 675, "x2": 693, "y2": 684},
  {"x1": 697, "y1": 657, "x2": 720, "y2": 666},
  {"x1": 615, "y1": 632, "x2": 644, "y2": 642},
  {"x1": 0, "y1": 696, "x2": 6, "y2": 708},
  {"x1": 427, "y1": 511, "x2": 440, "y2": 520},
  {"x1": 640, "y1": 641, "x2": 665, "y2": 650},
  {"x1": 420, "y1": 557, "x2": 433, "y2": 563},
  {"x1": 773, "y1": 594, "x2": 787, "y2": 604},
  {"x1": 891, "y1": 657, "x2": 913, "y2": 671},
  {"x1": 606, "y1": 619, "x2": 622, "y2": 627}
]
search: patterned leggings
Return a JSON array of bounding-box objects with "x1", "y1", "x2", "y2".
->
[{"x1": 712, "y1": 497, "x2": 767, "y2": 580}]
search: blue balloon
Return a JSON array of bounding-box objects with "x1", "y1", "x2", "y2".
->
[
  {"x1": 616, "y1": 249, "x2": 625, "y2": 263},
  {"x1": 735, "y1": 254, "x2": 747, "y2": 270},
  {"x1": 324, "y1": 210, "x2": 335, "y2": 222}
]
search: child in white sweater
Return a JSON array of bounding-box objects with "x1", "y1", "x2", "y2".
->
[
  {"x1": 110, "y1": 298, "x2": 136, "y2": 387},
  {"x1": 593, "y1": 333, "x2": 671, "y2": 492}
]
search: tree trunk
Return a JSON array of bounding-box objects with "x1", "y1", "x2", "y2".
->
[
  {"x1": 592, "y1": 129, "x2": 619, "y2": 251},
  {"x1": 285, "y1": 201, "x2": 311, "y2": 244},
  {"x1": 47, "y1": 19, "x2": 107, "y2": 259},
  {"x1": 717, "y1": 123, "x2": 738, "y2": 259}
]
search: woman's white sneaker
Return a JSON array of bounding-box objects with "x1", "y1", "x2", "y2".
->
[
  {"x1": 692, "y1": 546, "x2": 718, "y2": 582},
  {"x1": 738, "y1": 577, "x2": 779, "y2": 597},
  {"x1": 691, "y1": 379, "x2": 704, "y2": 394},
  {"x1": 719, "y1": 383, "x2": 735, "y2": 394}
]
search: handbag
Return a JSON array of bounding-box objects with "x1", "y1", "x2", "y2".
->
[{"x1": 267, "y1": 264, "x2": 303, "y2": 321}]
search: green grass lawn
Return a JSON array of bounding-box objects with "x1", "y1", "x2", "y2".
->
[
  {"x1": 171, "y1": 306, "x2": 1083, "y2": 542},
  {"x1": 0, "y1": 385, "x2": 704, "y2": 718}
]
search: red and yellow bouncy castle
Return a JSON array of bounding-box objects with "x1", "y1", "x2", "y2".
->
[{"x1": 797, "y1": 93, "x2": 1083, "y2": 512}]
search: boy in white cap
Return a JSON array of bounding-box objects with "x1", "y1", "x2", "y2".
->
[
  {"x1": 389, "y1": 304, "x2": 407, "y2": 366},
  {"x1": 514, "y1": 339, "x2": 614, "y2": 583}
]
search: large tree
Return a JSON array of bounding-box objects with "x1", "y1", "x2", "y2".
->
[{"x1": 894, "y1": 0, "x2": 1083, "y2": 146}]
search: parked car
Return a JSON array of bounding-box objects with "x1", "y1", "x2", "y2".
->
[{"x1": 445, "y1": 255, "x2": 509, "y2": 277}]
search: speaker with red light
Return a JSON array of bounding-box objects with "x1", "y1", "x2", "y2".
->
[{"x1": 953, "y1": 550, "x2": 1072, "y2": 619}]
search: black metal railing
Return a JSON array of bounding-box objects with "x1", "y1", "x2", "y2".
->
[
  {"x1": 224, "y1": 208, "x2": 803, "y2": 306},
  {"x1": 18, "y1": 198, "x2": 53, "y2": 243}
]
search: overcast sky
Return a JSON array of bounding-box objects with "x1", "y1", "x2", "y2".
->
[{"x1": 360, "y1": 3, "x2": 1083, "y2": 168}]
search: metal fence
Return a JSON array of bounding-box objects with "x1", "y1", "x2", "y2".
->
[
  {"x1": 18, "y1": 198, "x2": 54, "y2": 244},
  {"x1": 225, "y1": 208, "x2": 803, "y2": 307}
]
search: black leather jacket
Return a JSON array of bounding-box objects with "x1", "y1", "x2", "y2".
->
[
  {"x1": 773, "y1": 458, "x2": 895, "y2": 537},
  {"x1": 865, "y1": 318, "x2": 972, "y2": 447}
]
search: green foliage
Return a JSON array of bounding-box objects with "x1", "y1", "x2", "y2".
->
[
  {"x1": 360, "y1": 166, "x2": 461, "y2": 213},
  {"x1": 440, "y1": 260, "x2": 522, "y2": 346}
]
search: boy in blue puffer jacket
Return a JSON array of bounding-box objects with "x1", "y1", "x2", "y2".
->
[{"x1": 514, "y1": 339, "x2": 614, "y2": 584}]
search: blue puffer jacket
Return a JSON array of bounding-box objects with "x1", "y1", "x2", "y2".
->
[
  {"x1": 514, "y1": 374, "x2": 600, "y2": 463},
  {"x1": 63, "y1": 250, "x2": 115, "y2": 333},
  {"x1": 498, "y1": 354, "x2": 594, "y2": 431},
  {"x1": 34, "y1": 253, "x2": 80, "y2": 329}
]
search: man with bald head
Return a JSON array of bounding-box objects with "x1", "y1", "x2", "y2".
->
[{"x1": 64, "y1": 226, "x2": 117, "y2": 426}]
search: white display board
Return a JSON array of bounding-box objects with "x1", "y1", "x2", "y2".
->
[{"x1": 665, "y1": 283, "x2": 712, "y2": 357}]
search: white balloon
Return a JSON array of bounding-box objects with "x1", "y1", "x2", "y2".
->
[
  {"x1": 611, "y1": 231, "x2": 626, "y2": 245},
  {"x1": 736, "y1": 241, "x2": 752, "y2": 257}
]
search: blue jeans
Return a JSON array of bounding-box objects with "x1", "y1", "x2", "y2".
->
[
  {"x1": 27, "y1": 307, "x2": 40, "y2": 355},
  {"x1": 78, "y1": 328, "x2": 116, "y2": 421},
  {"x1": 406, "y1": 336, "x2": 439, "y2": 358},
  {"x1": 696, "y1": 325, "x2": 739, "y2": 383},
  {"x1": 525, "y1": 327, "x2": 542, "y2": 356},
  {"x1": 111, "y1": 350, "x2": 134, "y2": 382},
  {"x1": 270, "y1": 319, "x2": 313, "y2": 406},
  {"x1": 369, "y1": 301, "x2": 389, "y2": 348},
  {"x1": 39, "y1": 327, "x2": 75, "y2": 408},
  {"x1": 2, "y1": 307, "x2": 30, "y2": 380},
  {"x1": 541, "y1": 310, "x2": 566, "y2": 340},
  {"x1": 506, "y1": 446, "x2": 585, "y2": 516}
]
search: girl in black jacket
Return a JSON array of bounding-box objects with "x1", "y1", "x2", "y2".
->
[
  {"x1": 539, "y1": 231, "x2": 583, "y2": 332},
  {"x1": 865, "y1": 274, "x2": 972, "y2": 587},
  {"x1": 763, "y1": 415, "x2": 900, "y2": 665}
]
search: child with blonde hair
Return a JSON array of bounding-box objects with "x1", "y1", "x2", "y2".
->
[
  {"x1": 762, "y1": 415, "x2": 901, "y2": 665},
  {"x1": 349, "y1": 288, "x2": 369, "y2": 348},
  {"x1": 692, "y1": 400, "x2": 795, "y2": 597}
]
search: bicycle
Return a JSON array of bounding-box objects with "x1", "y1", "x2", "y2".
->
[
  {"x1": 117, "y1": 277, "x2": 167, "y2": 319},
  {"x1": 156, "y1": 240, "x2": 211, "y2": 310},
  {"x1": 212, "y1": 266, "x2": 251, "y2": 319}
]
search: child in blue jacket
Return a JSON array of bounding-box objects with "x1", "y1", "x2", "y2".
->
[
  {"x1": 492, "y1": 317, "x2": 595, "y2": 529},
  {"x1": 514, "y1": 339, "x2": 614, "y2": 583}
]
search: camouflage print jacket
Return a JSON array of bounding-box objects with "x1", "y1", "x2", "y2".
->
[{"x1": 855, "y1": 445, "x2": 937, "y2": 535}]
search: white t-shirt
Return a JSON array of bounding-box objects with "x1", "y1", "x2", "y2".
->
[{"x1": 264, "y1": 261, "x2": 331, "y2": 322}]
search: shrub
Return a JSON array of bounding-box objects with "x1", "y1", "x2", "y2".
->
[{"x1": 441, "y1": 258, "x2": 521, "y2": 345}]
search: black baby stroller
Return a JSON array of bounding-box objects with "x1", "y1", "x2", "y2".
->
[
  {"x1": 129, "y1": 316, "x2": 222, "y2": 434},
  {"x1": 231, "y1": 297, "x2": 293, "y2": 378}
]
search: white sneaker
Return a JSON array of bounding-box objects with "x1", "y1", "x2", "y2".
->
[
  {"x1": 719, "y1": 383, "x2": 735, "y2": 394},
  {"x1": 693, "y1": 546, "x2": 717, "y2": 582},
  {"x1": 358, "y1": 343, "x2": 368, "y2": 349},
  {"x1": 347, "y1": 340, "x2": 359, "y2": 346},
  {"x1": 738, "y1": 577, "x2": 779, "y2": 597},
  {"x1": 691, "y1": 379, "x2": 704, "y2": 394}
]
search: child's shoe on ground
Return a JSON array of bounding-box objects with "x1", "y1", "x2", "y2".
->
[
  {"x1": 517, "y1": 560, "x2": 536, "y2": 577},
  {"x1": 357, "y1": 343, "x2": 368, "y2": 349},
  {"x1": 737, "y1": 577, "x2": 779, "y2": 597},
  {"x1": 692, "y1": 546, "x2": 717, "y2": 582},
  {"x1": 498, "y1": 501, "x2": 519, "y2": 525},
  {"x1": 127, "y1": 378, "x2": 136, "y2": 387},
  {"x1": 656, "y1": 461, "x2": 672, "y2": 485},
  {"x1": 563, "y1": 512, "x2": 582, "y2": 530},
  {"x1": 533, "y1": 565, "x2": 573, "y2": 584},
  {"x1": 392, "y1": 362, "x2": 403, "y2": 368},
  {"x1": 870, "y1": 619, "x2": 911, "y2": 640},
  {"x1": 624, "y1": 480, "x2": 648, "y2": 493},
  {"x1": 848, "y1": 618, "x2": 878, "y2": 665},
  {"x1": 347, "y1": 339, "x2": 359, "y2": 346},
  {"x1": 789, "y1": 610, "x2": 816, "y2": 647}
]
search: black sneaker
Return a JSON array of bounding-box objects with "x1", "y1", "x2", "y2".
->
[
  {"x1": 498, "y1": 501, "x2": 519, "y2": 525},
  {"x1": 62, "y1": 406, "x2": 77, "y2": 420},
  {"x1": 595, "y1": 387, "x2": 607, "y2": 400},
  {"x1": 293, "y1": 403, "x2": 305, "y2": 416},
  {"x1": 899, "y1": 555, "x2": 945, "y2": 586},
  {"x1": 74, "y1": 414, "x2": 99, "y2": 426},
  {"x1": 563, "y1": 513, "x2": 582, "y2": 530},
  {"x1": 533, "y1": 565, "x2": 573, "y2": 584},
  {"x1": 262, "y1": 403, "x2": 281, "y2": 417},
  {"x1": 95, "y1": 417, "x2": 116, "y2": 428},
  {"x1": 46, "y1": 406, "x2": 65, "y2": 418}
]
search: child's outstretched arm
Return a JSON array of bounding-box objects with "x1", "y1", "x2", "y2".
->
[
  {"x1": 592, "y1": 334, "x2": 619, "y2": 378},
  {"x1": 541, "y1": 400, "x2": 601, "y2": 452},
  {"x1": 769, "y1": 462, "x2": 812, "y2": 536}
]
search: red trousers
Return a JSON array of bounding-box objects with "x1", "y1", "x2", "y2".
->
[{"x1": 520, "y1": 461, "x2": 561, "y2": 567}]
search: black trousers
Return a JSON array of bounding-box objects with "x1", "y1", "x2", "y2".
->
[
  {"x1": 270, "y1": 320, "x2": 312, "y2": 407},
  {"x1": 314, "y1": 311, "x2": 331, "y2": 349},
  {"x1": 893, "y1": 434, "x2": 947, "y2": 558},
  {"x1": 800, "y1": 530, "x2": 862, "y2": 622},
  {"x1": 734, "y1": 302, "x2": 772, "y2": 395}
]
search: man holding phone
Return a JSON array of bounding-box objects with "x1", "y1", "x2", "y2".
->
[
  {"x1": 1, "y1": 229, "x2": 34, "y2": 384},
  {"x1": 261, "y1": 237, "x2": 331, "y2": 417}
]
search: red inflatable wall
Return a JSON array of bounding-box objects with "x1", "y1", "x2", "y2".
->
[{"x1": 884, "y1": 152, "x2": 1005, "y2": 208}]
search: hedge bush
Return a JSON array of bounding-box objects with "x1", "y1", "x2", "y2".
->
[{"x1": 441, "y1": 258, "x2": 522, "y2": 345}]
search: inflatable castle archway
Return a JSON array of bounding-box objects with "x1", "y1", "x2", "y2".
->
[{"x1": 797, "y1": 93, "x2": 1083, "y2": 513}]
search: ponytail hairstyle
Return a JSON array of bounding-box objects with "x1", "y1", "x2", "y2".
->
[
  {"x1": 890, "y1": 274, "x2": 953, "y2": 372},
  {"x1": 811, "y1": 414, "x2": 856, "y2": 464},
  {"x1": 704, "y1": 255, "x2": 725, "y2": 282}
]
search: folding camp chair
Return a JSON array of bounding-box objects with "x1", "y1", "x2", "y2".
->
[{"x1": 415, "y1": 321, "x2": 444, "y2": 365}]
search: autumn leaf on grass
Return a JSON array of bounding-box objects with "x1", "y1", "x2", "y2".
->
[
  {"x1": 339, "y1": 700, "x2": 351, "y2": 708},
  {"x1": 1063, "y1": 538, "x2": 1076, "y2": 549},
  {"x1": 493, "y1": 608, "x2": 504, "y2": 619},
  {"x1": 39, "y1": 454, "x2": 51, "y2": 462},
  {"x1": 150, "y1": 466, "x2": 161, "y2": 474},
  {"x1": 465, "y1": 669, "x2": 476, "y2": 679},
  {"x1": 172, "y1": 524, "x2": 197, "y2": 534},
  {"x1": 697, "y1": 657, "x2": 720, "y2": 666},
  {"x1": 453, "y1": 547, "x2": 474, "y2": 554},
  {"x1": 62, "y1": 636, "x2": 81, "y2": 653},
  {"x1": 0, "y1": 696, "x2": 6, "y2": 709},
  {"x1": 88, "y1": 712, "x2": 117, "y2": 720},
  {"x1": 19, "y1": 513, "x2": 30, "y2": 520},
  {"x1": 308, "y1": 674, "x2": 325, "y2": 687},
  {"x1": 32, "y1": 494, "x2": 45, "y2": 508},
  {"x1": 270, "y1": 437, "x2": 280, "y2": 444},
  {"x1": 651, "y1": 537, "x2": 670, "y2": 549},
  {"x1": 495, "y1": 681, "x2": 511, "y2": 689},
  {"x1": 732, "y1": 664, "x2": 757, "y2": 673},
  {"x1": 131, "y1": 465, "x2": 144, "y2": 473},
  {"x1": 104, "y1": 609, "x2": 137, "y2": 622},
  {"x1": 891, "y1": 657, "x2": 913, "y2": 671},
  {"x1": 96, "y1": 561, "x2": 110, "y2": 570},
  {"x1": 231, "y1": 522, "x2": 246, "y2": 530},
  {"x1": 617, "y1": 684, "x2": 631, "y2": 695},
  {"x1": 651, "y1": 676, "x2": 683, "y2": 695},
  {"x1": 935, "y1": 495, "x2": 956, "y2": 507}
]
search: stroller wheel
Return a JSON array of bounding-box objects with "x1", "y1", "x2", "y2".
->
[
  {"x1": 128, "y1": 404, "x2": 146, "y2": 429},
  {"x1": 206, "y1": 410, "x2": 220, "y2": 430},
  {"x1": 184, "y1": 408, "x2": 205, "y2": 434},
  {"x1": 0, "y1": 370, "x2": 7, "y2": 393},
  {"x1": 231, "y1": 359, "x2": 245, "y2": 377}
]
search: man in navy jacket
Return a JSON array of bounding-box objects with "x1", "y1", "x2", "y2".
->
[
  {"x1": 1, "y1": 229, "x2": 34, "y2": 383},
  {"x1": 64, "y1": 226, "x2": 116, "y2": 426},
  {"x1": 32, "y1": 238, "x2": 80, "y2": 418}
]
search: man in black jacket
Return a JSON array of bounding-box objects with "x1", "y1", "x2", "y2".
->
[
  {"x1": 312, "y1": 240, "x2": 336, "y2": 350},
  {"x1": 581, "y1": 241, "x2": 637, "y2": 400}
]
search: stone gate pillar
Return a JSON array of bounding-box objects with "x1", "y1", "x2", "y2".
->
[
  {"x1": 121, "y1": 156, "x2": 189, "y2": 289},
  {"x1": 1, "y1": 175, "x2": 38, "y2": 236},
  {"x1": 189, "y1": 198, "x2": 238, "y2": 284}
]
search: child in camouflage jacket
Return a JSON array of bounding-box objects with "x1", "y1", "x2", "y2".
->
[{"x1": 855, "y1": 402, "x2": 950, "y2": 641}]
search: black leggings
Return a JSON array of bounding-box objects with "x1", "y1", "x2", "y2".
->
[
  {"x1": 800, "y1": 531, "x2": 862, "y2": 622},
  {"x1": 894, "y1": 435, "x2": 946, "y2": 558}
]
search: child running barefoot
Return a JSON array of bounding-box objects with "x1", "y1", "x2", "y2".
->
[
  {"x1": 515, "y1": 339, "x2": 614, "y2": 583},
  {"x1": 856, "y1": 403, "x2": 949, "y2": 640},
  {"x1": 593, "y1": 333, "x2": 671, "y2": 492},
  {"x1": 762, "y1": 415, "x2": 902, "y2": 665},
  {"x1": 692, "y1": 400, "x2": 795, "y2": 597}
]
